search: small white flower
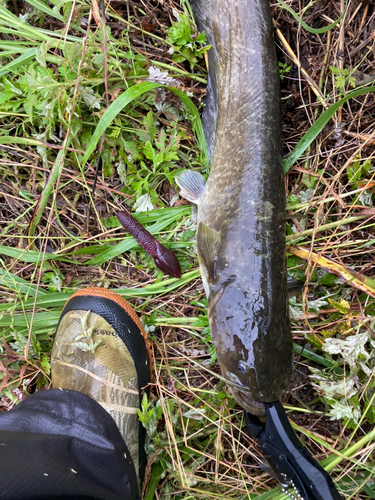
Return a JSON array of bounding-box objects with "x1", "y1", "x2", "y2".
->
[
  {"x1": 51, "y1": 274, "x2": 63, "y2": 292},
  {"x1": 358, "y1": 190, "x2": 373, "y2": 206}
]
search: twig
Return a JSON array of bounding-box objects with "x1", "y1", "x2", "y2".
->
[
  {"x1": 92, "y1": 0, "x2": 110, "y2": 196},
  {"x1": 344, "y1": 130, "x2": 375, "y2": 145},
  {"x1": 273, "y1": 20, "x2": 329, "y2": 109},
  {"x1": 337, "y1": 0, "x2": 346, "y2": 122},
  {"x1": 358, "y1": 0, "x2": 369, "y2": 33},
  {"x1": 318, "y1": 30, "x2": 331, "y2": 93},
  {"x1": 349, "y1": 31, "x2": 375, "y2": 59}
]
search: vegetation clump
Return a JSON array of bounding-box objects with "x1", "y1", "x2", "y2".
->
[{"x1": 1, "y1": 0, "x2": 375, "y2": 498}]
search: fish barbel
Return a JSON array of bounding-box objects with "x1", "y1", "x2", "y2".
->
[{"x1": 177, "y1": 0, "x2": 292, "y2": 416}]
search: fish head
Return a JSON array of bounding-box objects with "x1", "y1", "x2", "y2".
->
[{"x1": 208, "y1": 277, "x2": 292, "y2": 417}]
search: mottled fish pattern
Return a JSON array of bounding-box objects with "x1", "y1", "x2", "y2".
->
[{"x1": 177, "y1": 0, "x2": 292, "y2": 415}]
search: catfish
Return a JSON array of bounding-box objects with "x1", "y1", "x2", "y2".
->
[{"x1": 177, "y1": 0, "x2": 292, "y2": 416}]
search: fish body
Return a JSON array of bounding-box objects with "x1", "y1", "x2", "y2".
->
[{"x1": 178, "y1": 0, "x2": 292, "y2": 415}]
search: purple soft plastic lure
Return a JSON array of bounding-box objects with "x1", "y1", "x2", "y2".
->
[{"x1": 117, "y1": 211, "x2": 182, "y2": 279}]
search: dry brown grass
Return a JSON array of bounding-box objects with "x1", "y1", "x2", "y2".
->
[{"x1": 1, "y1": 0, "x2": 375, "y2": 498}]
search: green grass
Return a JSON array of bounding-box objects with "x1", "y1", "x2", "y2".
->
[{"x1": 1, "y1": 0, "x2": 375, "y2": 498}]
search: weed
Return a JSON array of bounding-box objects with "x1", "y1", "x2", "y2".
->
[
  {"x1": 120, "y1": 110, "x2": 187, "y2": 204},
  {"x1": 166, "y1": 8, "x2": 210, "y2": 69},
  {"x1": 138, "y1": 393, "x2": 165, "y2": 440},
  {"x1": 330, "y1": 66, "x2": 356, "y2": 92},
  {"x1": 309, "y1": 324, "x2": 375, "y2": 428},
  {"x1": 278, "y1": 61, "x2": 291, "y2": 80},
  {"x1": 1, "y1": 0, "x2": 375, "y2": 498},
  {"x1": 41, "y1": 271, "x2": 64, "y2": 292}
]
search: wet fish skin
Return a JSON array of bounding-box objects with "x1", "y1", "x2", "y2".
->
[{"x1": 178, "y1": 0, "x2": 292, "y2": 415}]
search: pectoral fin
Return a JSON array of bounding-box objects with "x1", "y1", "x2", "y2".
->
[
  {"x1": 175, "y1": 170, "x2": 206, "y2": 204},
  {"x1": 197, "y1": 222, "x2": 221, "y2": 283}
]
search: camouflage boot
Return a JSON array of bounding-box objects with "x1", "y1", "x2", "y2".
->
[{"x1": 51, "y1": 288, "x2": 151, "y2": 484}]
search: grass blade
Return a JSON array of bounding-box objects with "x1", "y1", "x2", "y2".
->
[
  {"x1": 0, "y1": 292, "x2": 74, "y2": 312},
  {"x1": 291, "y1": 246, "x2": 375, "y2": 298},
  {"x1": 0, "y1": 310, "x2": 61, "y2": 329},
  {"x1": 277, "y1": 0, "x2": 347, "y2": 34},
  {"x1": 82, "y1": 82, "x2": 208, "y2": 168},
  {"x1": 0, "y1": 269, "x2": 47, "y2": 297},
  {"x1": 0, "y1": 136, "x2": 48, "y2": 146},
  {"x1": 284, "y1": 86, "x2": 375, "y2": 172},
  {"x1": 0, "y1": 245, "x2": 77, "y2": 264},
  {"x1": 103, "y1": 206, "x2": 192, "y2": 228},
  {"x1": 0, "y1": 245, "x2": 57, "y2": 263},
  {"x1": 144, "y1": 462, "x2": 164, "y2": 500},
  {"x1": 0, "y1": 270, "x2": 200, "y2": 313},
  {"x1": 0, "y1": 48, "x2": 36, "y2": 77},
  {"x1": 293, "y1": 343, "x2": 339, "y2": 370},
  {"x1": 25, "y1": 0, "x2": 63, "y2": 21},
  {"x1": 0, "y1": 5, "x2": 50, "y2": 41},
  {"x1": 168, "y1": 86, "x2": 208, "y2": 166},
  {"x1": 28, "y1": 147, "x2": 68, "y2": 239}
]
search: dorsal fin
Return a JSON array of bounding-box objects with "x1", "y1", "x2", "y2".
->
[{"x1": 196, "y1": 222, "x2": 221, "y2": 283}]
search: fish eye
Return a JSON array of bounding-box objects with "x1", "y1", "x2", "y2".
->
[{"x1": 237, "y1": 362, "x2": 246, "y2": 374}]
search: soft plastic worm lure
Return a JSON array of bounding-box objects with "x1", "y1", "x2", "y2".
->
[{"x1": 117, "y1": 211, "x2": 181, "y2": 279}]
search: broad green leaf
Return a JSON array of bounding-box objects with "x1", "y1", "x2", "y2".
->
[{"x1": 284, "y1": 86, "x2": 375, "y2": 172}]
